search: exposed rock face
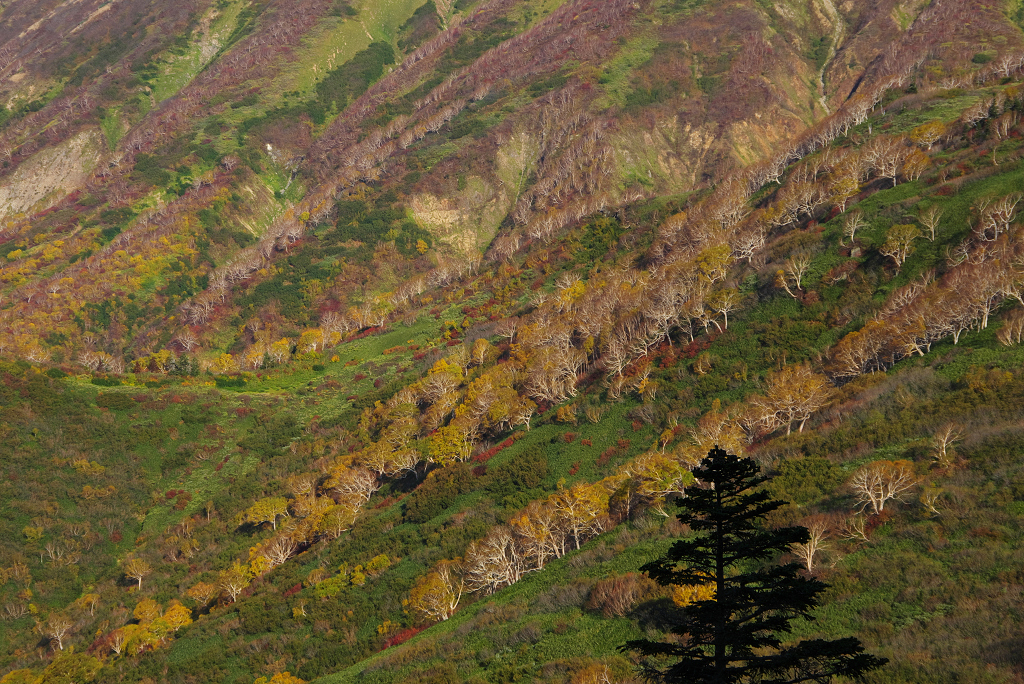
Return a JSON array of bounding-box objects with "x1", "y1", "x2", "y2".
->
[{"x1": 0, "y1": 128, "x2": 101, "y2": 221}]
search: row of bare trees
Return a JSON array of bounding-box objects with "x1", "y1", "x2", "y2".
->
[{"x1": 828, "y1": 205, "x2": 1024, "y2": 380}]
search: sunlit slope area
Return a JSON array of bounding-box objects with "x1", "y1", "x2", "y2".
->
[{"x1": 0, "y1": 0, "x2": 1024, "y2": 683}]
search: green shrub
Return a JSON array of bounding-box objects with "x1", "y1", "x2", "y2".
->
[
  {"x1": 486, "y1": 445, "x2": 549, "y2": 500},
  {"x1": 405, "y1": 463, "x2": 476, "y2": 522},
  {"x1": 315, "y1": 42, "x2": 395, "y2": 112},
  {"x1": 767, "y1": 456, "x2": 845, "y2": 506},
  {"x1": 160, "y1": 451, "x2": 190, "y2": 476},
  {"x1": 180, "y1": 406, "x2": 213, "y2": 424},
  {"x1": 238, "y1": 414, "x2": 299, "y2": 456},
  {"x1": 95, "y1": 392, "x2": 134, "y2": 410}
]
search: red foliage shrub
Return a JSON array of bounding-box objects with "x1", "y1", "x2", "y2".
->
[
  {"x1": 472, "y1": 465, "x2": 488, "y2": 477},
  {"x1": 354, "y1": 373, "x2": 367, "y2": 381},
  {"x1": 373, "y1": 493, "x2": 406, "y2": 509},
  {"x1": 472, "y1": 436, "x2": 518, "y2": 463},
  {"x1": 234, "y1": 407, "x2": 254, "y2": 418},
  {"x1": 347, "y1": 327, "x2": 382, "y2": 342},
  {"x1": 381, "y1": 626, "x2": 425, "y2": 649},
  {"x1": 864, "y1": 509, "x2": 895, "y2": 535},
  {"x1": 563, "y1": 433, "x2": 576, "y2": 443},
  {"x1": 631, "y1": 421, "x2": 643, "y2": 432},
  {"x1": 283, "y1": 583, "x2": 303, "y2": 598},
  {"x1": 581, "y1": 438, "x2": 592, "y2": 446},
  {"x1": 680, "y1": 340, "x2": 711, "y2": 359},
  {"x1": 374, "y1": 378, "x2": 383, "y2": 388},
  {"x1": 617, "y1": 438, "x2": 631, "y2": 450},
  {"x1": 569, "y1": 461, "x2": 580, "y2": 476},
  {"x1": 658, "y1": 348, "x2": 680, "y2": 369}
]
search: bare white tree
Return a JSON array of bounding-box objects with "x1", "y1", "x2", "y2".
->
[
  {"x1": 176, "y1": 328, "x2": 200, "y2": 352},
  {"x1": 920, "y1": 489, "x2": 942, "y2": 517},
  {"x1": 919, "y1": 206, "x2": 942, "y2": 242},
  {"x1": 329, "y1": 467, "x2": 380, "y2": 506},
  {"x1": 841, "y1": 210, "x2": 867, "y2": 246},
  {"x1": 839, "y1": 514, "x2": 870, "y2": 544},
  {"x1": 261, "y1": 535, "x2": 297, "y2": 568},
  {"x1": 464, "y1": 527, "x2": 527, "y2": 594},
  {"x1": 791, "y1": 518, "x2": 830, "y2": 572},
  {"x1": 41, "y1": 614, "x2": 73, "y2": 651},
  {"x1": 932, "y1": 423, "x2": 964, "y2": 467},
  {"x1": 850, "y1": 461, "x2": 918, "y2": 515}
]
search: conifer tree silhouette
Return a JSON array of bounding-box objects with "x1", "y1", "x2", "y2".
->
[{"x1": 623, "y1": 447, "x2": 887, "y2": 683}]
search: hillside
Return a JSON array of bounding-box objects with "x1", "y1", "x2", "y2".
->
[{"x1": 2, "y1": 0, "x2": 1024, "y2": 683}]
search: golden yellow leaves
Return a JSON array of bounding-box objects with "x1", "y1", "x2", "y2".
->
[{"x1": 671, "y1": 582, "x2": 716, "y2": 607}]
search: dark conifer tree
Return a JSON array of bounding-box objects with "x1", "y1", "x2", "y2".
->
[{"x1": 623, "y1": 447, "x2": 887, "y2": 684}]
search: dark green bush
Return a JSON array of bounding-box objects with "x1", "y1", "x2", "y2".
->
[
  {"x1": 405, "y1": 463, "x2": 475, "y2": 522},
  {"x1": 160, "y1": 451, "x2": 190, "y2": 476},
  {"x1": 96, "y1": 393, "x2": 134, "y2": 410},
  {"x1": 315, "y1": 42, "x2": 395, "y2": 112},
  {"x1": 768, "y1": 456, "x2": 846, "y2": 506},
  {"x1": 238, "y1": 414, "x2": 299, "y2": 456},
  {"x1": 486, "y1": 445, "x2": 549, "y2": 500},
  {"x1": 180, "y1": 406, "x2": 213, "y2": 424}
]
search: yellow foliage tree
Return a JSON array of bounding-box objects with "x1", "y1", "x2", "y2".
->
[
  {"x1": 880, "y1": 223, "x2": 921, "y2": 272},
  {"x1": 694, "y1": 244, "x2": 733, "y2": 283},
  {"x1": 747, "y1": 364, "x2": 836, "y2": 436},
  {"x1": 404, "y1": 560, "x2": 464, "y2": 622},
  {"x1": 133, "y1": 598, "x2": 161, "y2": 624},
  {"x1": 186, "y1": 581, "x2": 217, "y2": 606},
  {"x1": 160, "y1": 602, "x2": 193, "y2": 632},
  {"x1": 909, "y1": 120, "x2": 945, "y2": 149},
  {"x1": 429, "y1": 424, "x2": 473, "y2": 466},
  {"x1": 212, "y1": 353, "x2": 236, "y2": 373},
  {"x1": 550, "y1": 482, "x2": 608, "y2": 550},
  {"x1": 218, "y1": 562, "x2": 251, "y2": 603},
  {"x1": 244, "y1": 497, "x2": 289, "y2": 530},
  {"x1": 255, "y1": 673, "x2": 305, "y2": 684},
  {"x1": 671, "y1": 582, "x2": 717, "y2": 607},
  {"x1": 123, "y1": 557, "x2": 151, "y2": 590},
  {"x1": 269, "y1": 338, "x2": 292, "y2": 364},
  {"x1": 901, "y1": 149, "x2": 930, "y2": 182}
]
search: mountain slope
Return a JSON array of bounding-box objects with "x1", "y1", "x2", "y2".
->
[{"x1": 2, "y1": 1, "x2": 1024, "y2": 684}]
